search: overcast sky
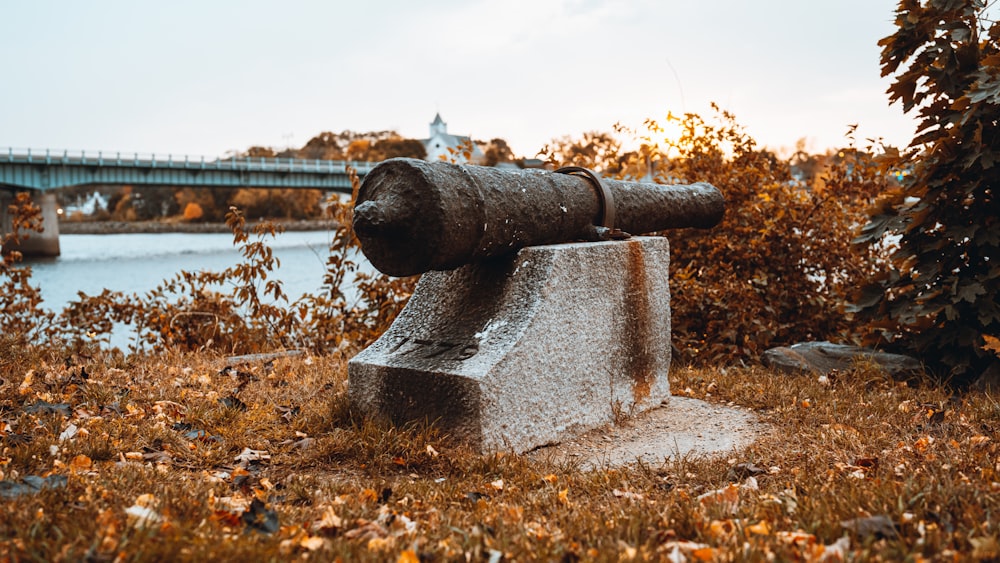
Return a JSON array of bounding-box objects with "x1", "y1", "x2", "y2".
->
[{"x1": 1, "y1": 0, "x2": 919, "y2": 159}]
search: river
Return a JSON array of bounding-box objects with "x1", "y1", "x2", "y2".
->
[{"x1": 20, "y1": 230, "x2": 362, "y2": 348}]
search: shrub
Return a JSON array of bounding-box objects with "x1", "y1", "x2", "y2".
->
[
  {"x1": 0, "y1": 192, "x2": 54, "y2": 343},
  {"x1": 182, "y1": 202, "x2": 204, "y2": 221},
  {"x1": 2, "y1": 169, "x2": 416, "y2": 357},
  {"x1": 851, "y1": 0, "x2": 1000, "y2": 384},
  {"x1": 544, "y1": 108, "x2": 891, "y2": 364}
]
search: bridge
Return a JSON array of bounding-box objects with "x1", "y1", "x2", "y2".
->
[{"x1": 0, "y1": 148, "x2": 378, "y2": 256}]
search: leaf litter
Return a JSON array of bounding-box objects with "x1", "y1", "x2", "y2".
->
[{"x1": 2, "y1": 353, "x2": 1000, "y2": 560}]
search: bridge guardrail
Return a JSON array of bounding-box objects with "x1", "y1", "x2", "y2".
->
[{"x1": 2, "y1": 147, "x2": 378, "y2": 175}]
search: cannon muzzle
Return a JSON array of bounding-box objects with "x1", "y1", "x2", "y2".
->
[{"x1": 353, "y1": 158, "x2": 724, "y2": 276}]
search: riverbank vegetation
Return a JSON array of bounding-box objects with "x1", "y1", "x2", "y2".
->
[{"x1": 3, "y1": 1, "x2": 999, "y2": 558}]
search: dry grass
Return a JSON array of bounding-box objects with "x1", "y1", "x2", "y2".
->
[{"x1": 2, "y1": 340, "x2": 999, "y2": 561}]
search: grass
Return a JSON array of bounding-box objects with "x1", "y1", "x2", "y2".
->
[{"x1": 2, "y1": 340, "x2": 999, "y2": 561}]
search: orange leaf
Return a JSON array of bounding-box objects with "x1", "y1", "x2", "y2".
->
[
  {"x1": 914, "y1": 436, "x2": 933, "y2": 454},
  {"x1": 692, "y1": 547, "x2": 718, "y2": 561},
  {"x1": 69, "y1": 454, "x2": 93, "y2": 473},
  {"x1": 983, "y1": 335, "x2": 1000, "y2": 355},
  {"x1": 746, "y1": 520, "x2": 771, "y2": 535},
  {"x1": 360, "y1": 489, "x2": 378, "y2": 503}
]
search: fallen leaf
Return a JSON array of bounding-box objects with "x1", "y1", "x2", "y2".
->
[
  {"x1": 661, "y1": 541, "x2": 712, "y2": 561},
  {"x1": 211, "y1": 509, "x2": 244, "y2": 528},
  {"x1": 234, "y1": 448, "x2": 270, "y2": 463},
  {"x1": 242, "y1": 498, "x2": 279, "y2": 534},
  {"x1": 691, "y1": 547, "x2": 718, "y2": 561},
  {"x1": 125, "y1": 504, "x2": 162, "y2": 530},
  {"x1": 841, "y1": 515, "x2": 898, "y2": 540},
  {"x1": 746, "y1": 520, "x2": 771, "y2": 535},
  {"x1": 313, "y1": 506, "x2": 343, "y2": 535},
  {"x1": 698, "y1": 483, "x2": 741, "y2": 514},
  {"x1": 817, "y1": 535, "x2": 851, "y2": 560},
  {"x1": 612, "y1": 489, "x2": 646, "y2": 501},
  {"x1": 276, "y1": 405, "x2": 300, "y2": 422},
  {"x1": 69, "y1": 454, "x2": 93, "y2": 473},
  {"x1": 359, "y1": 489, "x2": 379, "y2": 503},
  {"x1": 345, "y1": 519, "x2": 389, "y2": 541},
  {"x1": 914, "y1": 436, "x2": 934, "y2": 454},
  {"x1": 618, "y1": 540, "x2": 637, "y2": 560},
  {"x1": 300, "y1": 535, "x2": 325, "y2": 551},
  {"x1": 59, "y1": 424, "x2": 79, "y2": 442},
  {"x1": 23, "y1": 401, "x2": 72, "y2": 416},
  {"x1": 971, "y1": 536, "x2": 1000, "y2": 560},
  {"x1": 490, "y1": 479, "x2": 504, "y2": 491},
  {"x1": 0, "y1": 475, "x2": 67, "y2": 499},
  {"x1": 218, "y1": 396, "x2": 247, "y2": 411},
  {"x1": 775, "y1": 530, "x2": 816, "y2": 546},
  {"x1": 727, "y1": 462, "x2": 767, "y2": 481},
  {"x1": 465, "y1": 491, "x2": 490, "y2": 502},
  {"x1": 707, "y1": 519, "x2": 736, "y2": 540},
  {"x1": 969, "y1": 435, "x2": 991, "y2": 447},
  {"x1": 19, "y1": 370, "x2": 35, "y2": 394},
  {"x1": 853, "y1": 457, "x2": 879, "y2": 470}
]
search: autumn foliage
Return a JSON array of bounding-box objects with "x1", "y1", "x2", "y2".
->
[
  {"x1": 544, "y1": 109, "x2": 892, "y2": 364},
  {"x1": 0, "y1": 171, "x2": 416, "y2": 356},
  {"x1": 852, "y1": 0, "x2": 1000, "y2": 384}
]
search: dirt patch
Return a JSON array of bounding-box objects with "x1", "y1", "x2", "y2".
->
[{"x1": 529, "y1": 395, "x2": 766, "y2": 469}]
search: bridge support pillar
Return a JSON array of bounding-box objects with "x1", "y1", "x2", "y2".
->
[{"x1": 0, "y1": 191, "x2": 61, "y2": 257}]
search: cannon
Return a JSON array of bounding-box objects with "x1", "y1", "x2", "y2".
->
[{"x1": 352, "y1": 158, "x2": 725, "y2": 277}]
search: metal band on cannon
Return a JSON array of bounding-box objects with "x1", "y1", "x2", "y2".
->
[{"x1": 352, "y1": 158, "x2": 724, "y2": 277}]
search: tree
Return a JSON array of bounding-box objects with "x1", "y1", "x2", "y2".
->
[
  {"x1": 539, "y1": 131, "x2": 633, "y2": 176},
  {"x1": 299, "y1": 132, "x2": 344, "y2": 160},
  {"x1": 852, "y1": 0, "x2": 1000, "y2": 384},
  {"x1": 244, "y1": 146, "x2": 276, "y2": 158},
  {"x1": 482, "y1": 138, "x2": 515, "y2": 166},
  {"x1": 371, "y1": 137, "x2": 426, "y2": 160}
]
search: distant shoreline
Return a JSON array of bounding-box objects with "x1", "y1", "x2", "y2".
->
[{"x1": 59, "y1": 219, "x2": 340, "y2": 235}]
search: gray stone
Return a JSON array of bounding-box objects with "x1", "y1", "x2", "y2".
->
[
  {"x1": 348, "y1": 237, "x2": 672, "y2": 453},
  {"x1": 762, "y1": 341, "x2": 923, "y2": 378}
]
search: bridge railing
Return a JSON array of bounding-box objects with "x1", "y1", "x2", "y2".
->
[{"x1": 2, "y1": 147, "x2": 378, "y2": 174}]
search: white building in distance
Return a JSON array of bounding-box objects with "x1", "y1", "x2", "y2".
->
[{"x1": 422, "y1": 113, "x2": 484, "y2": 164}]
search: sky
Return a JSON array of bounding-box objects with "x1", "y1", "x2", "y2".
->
[{"x1": 1, "y1": 0, "x2": 920, "y2": 160}]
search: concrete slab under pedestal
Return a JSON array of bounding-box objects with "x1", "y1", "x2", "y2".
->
[{"x1": 348, "y1": 236, "x2": 672, "y2": 453}]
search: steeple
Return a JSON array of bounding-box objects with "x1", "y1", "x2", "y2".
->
[{"x1": 430, "y1": 113, "x2": 447, "y2": 136}]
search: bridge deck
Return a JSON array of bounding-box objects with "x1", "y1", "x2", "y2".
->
[{"x1": 1, "y1": 148, "x2": 375, "y2": 192}]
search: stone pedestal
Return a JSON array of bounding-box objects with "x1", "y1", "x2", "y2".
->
[
  {"x1": 0, "y1": 191, "x2": 60, "y2": 257},
  {"x1": 348, "y1": 236, "x2": 671, "y2": 453}
]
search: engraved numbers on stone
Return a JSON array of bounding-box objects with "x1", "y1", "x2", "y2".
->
[{"x1": 387, "y1": 336, "x2": 479, "y2": 361}]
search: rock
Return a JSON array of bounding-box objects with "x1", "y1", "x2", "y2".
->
[
  {"x1": 762, "y1": 341, "x2": 923, "y2": 378},
  {"x1": 348, "y1": 237, "x2": 672, "y2": 453},
  {"x1": 971, "y1": 362, "x2": 1000, "y2": 391}
]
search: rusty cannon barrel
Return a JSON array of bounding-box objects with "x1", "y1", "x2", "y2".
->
[{"x1": 352, "y1": 158, "x2": 725, "y2": 277}]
